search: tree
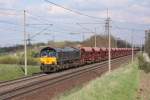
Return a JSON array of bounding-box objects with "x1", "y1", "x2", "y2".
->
[{"x1": 145, "y1": 30, "x2": 150, "y2": 57}]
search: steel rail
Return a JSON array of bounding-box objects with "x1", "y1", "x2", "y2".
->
[
  {"x1": 0, "y1": 74, "x2": 47, "y2": 88},
  {"x1": 0, "y1": 55, "x2": 131, "y2": 100}
]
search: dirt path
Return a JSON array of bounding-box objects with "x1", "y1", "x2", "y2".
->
[{"x1": 137, "y1": 71, "x2": 150, "y2": 100}]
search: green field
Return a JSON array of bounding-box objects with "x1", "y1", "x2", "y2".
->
[
  {"x1": 58, "y1": 61, "x2": 139, "y2": 100},
  {"x1": 0, "y1": 64, "x2": 40, "y2": 81}
]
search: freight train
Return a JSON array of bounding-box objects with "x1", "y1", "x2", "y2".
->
[{"x1": 40, "y1": 46, "x2": 138, "y2": 73}]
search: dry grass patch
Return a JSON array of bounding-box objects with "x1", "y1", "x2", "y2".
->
[{"x1": 58, "y1": 61, "x2": 139, "y2": 100}]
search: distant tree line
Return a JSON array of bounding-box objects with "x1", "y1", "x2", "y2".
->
[
  {"x1": 0, "y1": 43, "x2": 46, "y2": 55},
  {"x1": 0, "y1": 34, "x2": 132, "y2": 55},
  {"x1": 116, "y1": 39, "x2": 131, "y2": 48},
  {"x1": 82, "y1": 35, "x2": 131, "y2": 48},
  {"x1": 0, "y1": 45, "x2": 24, "y2": 55}
]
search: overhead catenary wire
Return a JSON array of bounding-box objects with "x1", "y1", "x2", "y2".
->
[
  {"x1": 76, "y1": 23, "x2": 94, "y2": 33},
  {"x1": 44, "y1": 0, "x2": 105, "y2": 20},
  {"x1": 0, "y1": 20, "x2": 21, "y2": 26},
  {"x1": 0, "y1": 11, "x2": 22, "y2": 16},
  {"x1": 25, "y1": 7, "x2": 106, "y2": 34},
  {"x1": 26, "y1": 24, "x2": 53, "y2": 26},
  {"x1": 29, "y1": 26, "x2": 52, "y2": 39},
  {"x1": 0, "y1": 7, "x2": 102, "y2": 47},
  {"x1": 0, "y1": 5, "x2": 148, "y2": 49},
  {"x1": 77, "y1": 22, "x2": 105, "y2": 25},
  {"x1": 0, "y1": 10, "x2": 23, "y2": 27},
  {"x1": 0, "y1": 28, "x2": 22, "y2": 32},
  {"x1": 112, "y1": 25, "x2": 145, "y2": 32},
  {"x1": 112, "y1": 23, "x2": 145, "y2": 50},
  {"x1": 112, "y1": 20, "x2": 150, "y2": 28},
  {"x1": 0, "y1": 8, "x2": 22, "y2": 12},
  {"x1": 26, "y1": 12, "x2": 54, "y2": 24}
]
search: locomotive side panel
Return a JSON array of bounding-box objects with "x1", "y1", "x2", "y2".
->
[{"x1": 40, "y1": 47, "x2": 81, "y2": 72}]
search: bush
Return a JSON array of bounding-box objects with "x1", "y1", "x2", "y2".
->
[
  {"x1": 138, "y1": 54, "x2": 150, "y2": 73},
  {"x1": 0, "y1": 56, "x2": 18, "y2": 64},
  {"x1": 18, "y1": 56, "x2": 39, "y2": 65},
  {"x1": 0, "y1": 54, "x2": 39, "y2": 65},
  {"x1": 17, "y1": 50, "x2": 40, "y2": 65}
]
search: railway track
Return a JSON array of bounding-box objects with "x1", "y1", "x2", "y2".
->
[
  {"x1": 0, "y1": 55, "x2": 131, "y2": 100},
  {"x1": 0, "y1": 73, "x2": 47, "y2": 88}
]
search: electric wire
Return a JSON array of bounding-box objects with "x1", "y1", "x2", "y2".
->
[
  {"x1": 44, "y1": 0, "x2": 105, "y2": 20},
  {"x1": 0, "y1": 20, "x2": 21, "y2": 26}
]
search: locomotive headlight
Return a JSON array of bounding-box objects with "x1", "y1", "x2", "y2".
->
[{"x1": 40, "y1": 57, "x2": 57, "y2": 65}]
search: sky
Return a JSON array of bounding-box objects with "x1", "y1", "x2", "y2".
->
[{"x1": 0, "y1": 0, "x2": 149, "y2": 47}]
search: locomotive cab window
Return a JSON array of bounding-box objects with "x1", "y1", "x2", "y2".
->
[{"x1": 40, "y1": 49, "x2": 56, "y2": 57}]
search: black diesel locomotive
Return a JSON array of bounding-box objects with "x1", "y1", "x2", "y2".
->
[{"x1": 40, "y1": 47, "x2": 80, "y2": 72}]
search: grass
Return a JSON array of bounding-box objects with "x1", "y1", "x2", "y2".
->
[
  {"x1": 0, "y1": 55, "x2": 18, "y2": 64},
  {"x1": 0, "y1": 64, "x2": 41, "y2": 81},
  {"x1": 0, "y1": 51, "x2": 39, "y2": 65},
  {"x1": 138, "y1": 53, "x2": 150, "y2": 73},
  {"x1": 58, "y1": 61, "x2": 139, "y2": 100}
]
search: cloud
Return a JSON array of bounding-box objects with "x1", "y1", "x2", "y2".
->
[
  {"x1": 66, "y1": 0, "x2": 131, "y2": 11},
  {"x1": 128, "y1": 4, "x2": 149, "y2": 14},
  {"x1": 25, "y1": 0, "x2": 148, "y2": 23},
  {"x1": 142, "y1": 17, "x2": 150, "y2": 24},
  {"x1": 0, "y1": 0, "x2": 149, "y2": 46},
  {"x1": 0, "y1": 0, "x2": 19, "y2": 8},
  {"x1": 26, "y1": 3, "x2": 72, "y2": 18}
]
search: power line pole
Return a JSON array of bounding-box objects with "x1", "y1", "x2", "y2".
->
[
  {"x1": 94, "y1": 28, "x2": 97, "y2": 47},
  {"x1": 82, "y1": 33, "x2": 85, "y2": 42},
  {"x1": 27, "y1": 33, "x2": 32, "y2": 46},
  {"x1": 116, "y1": 38, "x2": 117, "y2": 48},
  {"x1": 105, "y1": 9, "x2": 111, "y2": 72},
  {"x1": 131, "y1": 31, "x2": 134, "y2": 63},
  {"x1": 24, "y1": 10, "x2": 27, "y2": 76},
  {"x1": 52, "y1": 33, "x2": 55, "y2": 42},
  {"x1": 139, "y1": 38, "x2": 143, "y2": 52},
  {"x1": 108, "y1": 18, "x2": 111, "y2": 72},
  {"x1": 145, "y1": 30, "x2": 150, "y2": 55},
  {"x1": 125, "y1": 40, "x2": 127, "y2": 48},
  {"x1": 144, "y1": 31, "x2": 147, "y2": 52},
  {"x1": 116, "y1": 38, "x2": 120, "y2": 48}
]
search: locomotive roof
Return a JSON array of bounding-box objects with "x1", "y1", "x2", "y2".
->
[
  {"x1": 61, "y1": 47, "x2": 80, "y2": 52},
  {"x1": 40, "y1": 46, "x2": 80, "y2": 52}
]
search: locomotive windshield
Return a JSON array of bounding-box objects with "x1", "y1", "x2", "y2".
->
[{"x1": 40, "y1": 49, "x2": 56, "y2": 57}]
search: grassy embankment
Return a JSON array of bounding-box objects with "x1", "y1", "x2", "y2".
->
[
  {"x1": 0, "y1": 64, "x2": 40, "y2": 81},
  {"x1": 0, "y1": 51, "x2": 41, "y2": 81},
  {"x1": 137, "y1": 53, "x2": 150, "y2": 100},
  {"x1": 0, "y1": 54, "x2": 39, "y2": 65},
  {"x1": 58, "y1": 61, "x2": 139, "y2": 100}
]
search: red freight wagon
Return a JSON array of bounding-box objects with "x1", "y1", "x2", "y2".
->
[
  {"x1": 111, "y1": 48, "x2": 116, "y2": 59},
  {"x1": 100, "y1": 48, "x2": 108, "y2": 61},
  {"x1": 92, "y1": 47, "x2": 101, "y2": 62},
  {"x1": 119, "y1": 48, "x2": 122, "y2": 57},
  {"x1": 80, "y1": 47, "x2": 94, "y2": 64},
  {"x1": 125, "y1": 48, "x2": 128, "y2": 55},
  {"x1": 115, "y1": 48, "x2": 120, "y2": 58}
]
